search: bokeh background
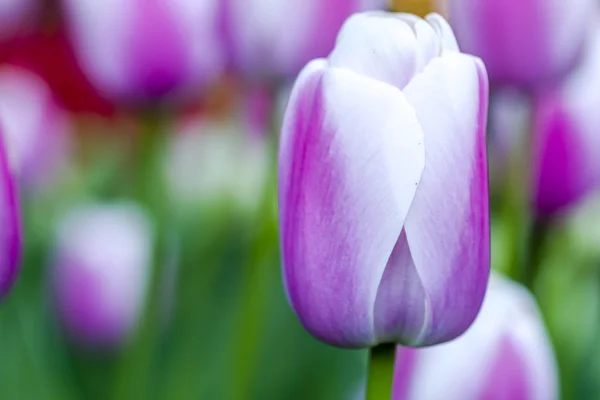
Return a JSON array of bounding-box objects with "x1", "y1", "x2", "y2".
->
[{"x1": 0, "y1": 0, "x2": 599, "y2": 399}]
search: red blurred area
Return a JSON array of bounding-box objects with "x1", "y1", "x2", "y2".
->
[{"x1": 0, "y1": 18, "x2": 116, "y2": 117}]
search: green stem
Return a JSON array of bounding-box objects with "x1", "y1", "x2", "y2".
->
[
  {"x1": 500, "y1": 94, "x2": 544, "y2": 288},
  {"x1": 524, "y1": 217, "x2": 550, "y2": 289},
  {"x1": 229, "y1": 89, "x2": 280, "y2": 400},
  {"x1": 114, "y1": 111, "x2": 170, "y2": 400},
  {"x1": 366, "y1": 344, "x2": 396, "y2": 400}
]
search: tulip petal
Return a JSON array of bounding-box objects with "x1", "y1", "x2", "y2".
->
[
  {"x1": 64, "y1": 0, "x2": 132, "y2": 97},
  {"x1": 329, "y1": 12, "x2": 438, "y2": 90},
  {"x1": 279, "y1": 60, "x2": 425, "y2": 347},
  {"x1": 479, "y1": 337, "x2": 530, "y2": 400},
  {"x1": 0, "y1": 131, "x2": 21, "y2": 299},
  {"x1": 400, "y1": 53, "x2": 490, "y2": 345},
  {"x1": 373, "y1": 231, "x2": 429, "y2": 344},
  {"x1": 425, "y1": 13, "x2": 459, "y2": 53}
]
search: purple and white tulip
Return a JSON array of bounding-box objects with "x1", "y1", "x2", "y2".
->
[
  {"x1": 533, "y1": 23, "x2": 600, "y2": 217},
  {"x1": 0, "y1": 107, "x2": 21, "y2": 300},
  {"x1": 278, "y1": 12, "x2": 490, "y2": 348},
  {"x1": 0, "y1": 66, "x2": 71, "y2": 192},
  {"x1": 393, "y1": 274, "x2": 558, "y2": 400},
  {"x1": 63, "y1": 0, "x2": 224, "y2": 105},
  {"x1": 447, "y1": 0, "x2": 595, "y2": 89},
  {"x1": 221, "y1": 0, "x2": 386, "y2": 82},
  {"x1": 52, "y1": 203, "x2": 153, "y2": 346}
]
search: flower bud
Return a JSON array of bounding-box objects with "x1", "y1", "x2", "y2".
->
[
  {"x1": 278, "y1": 12, "x2": 490, "y2": 348},
  {"x1": 393, "y1": 274, "x2": 558, "y2": 400},
  {"x1": 51, "y1": 202, "x2": 153, "y2": 346},
  {"x1": 63, "y1": 0, "x2": 224, "y2": 105},
  {"x1": 447, "y1": 0, "x2": 595, "y2": 89},
  {"x1": 221, "y1": 0, "x2": 386, "y2": 81},
  {"x1": 533, "y1": 24, "x2": 600, "y2": 216},
  {"x1": 0, "y1": 66, "x2": 71, "y2": 191}
]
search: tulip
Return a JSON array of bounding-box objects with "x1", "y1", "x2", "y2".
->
[
  {"x1": 0, "y1": 114, "x2": 21, "y2": 300},
  {"x1": 51, "y1": 203, "x2": 153, "y2": 346},
  {"x1": 447, "y1": 0, "x2": 595, "y2": 89},
  {"x1": 166, "y1": 112, "x2": 269, "y2": 213},
  {"x1": 278, "y1": 12, "x2": 490, "y2": 348},
  {"x1": 533, "y1": 23, "x2": 600, "y2": 217},
  {"x1": 62, "y1": 0, "x2": 224, "y2": 105},
  {"x1": 0, "y1": 66, "x2": 71, "y2": 191},
  {"x1": 221, "y1": 0, "x2": 387, "y2": 82},
  {"x1": 393, "y1": 274, "x2": 558, "y2": 400}
]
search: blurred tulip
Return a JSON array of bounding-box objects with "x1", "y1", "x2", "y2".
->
[
  {"x1": 0, "y1": 113, "x2": 21, "y2": 300},
  {"x1": 279, "y1": 12, "x2": 490, "y2": 348},
  {"x1": 221, "y1": 0, "x2": 386, "y2": 82},
  {"x1": 0, "y1": 66, "x2": 71, "y2": 191},
  {"x1": 0, "y1": 0, "x2": 39, "y2": 41},
  {"x1": 533, "y1": 24, "x2": 600, "y2": 217},
  {"x1": 63, "y1": 0, "x2": 224, "y2": 105},
  {"x1": 393, "y1": 274, "x2": 558, "y2": 400},
  {"x1": 52, "y1": 203, "x2": 153, "y2": 346},
  {"x1": 166, "y1": 113, "x2": 269, "y2": 214},
  {"x1": 447, "y1": 0, "x2": 595, "y2": 89}
]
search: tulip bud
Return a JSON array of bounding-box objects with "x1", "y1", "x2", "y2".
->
[
  {"x1": 533, "y1": 24, "x2": 600, "y2": 217},
  {"x1": 51, "y1": 203, "x2": 153, "y2": 346},
  {"x1": 0, "y1": 66, "x2": 71, "y2": 192},
  {"x1": 63, "y1": 0, "x2": 224, "y2": 105},
  {"x1": 221, "y1": 0, "x2": 387, "y2": 82},
  {"x1": 279, "y1": 12, "x2": 490, "y2": 348},
  {"x1": 0, "y1": 114, "x2": 21, "y2": 300},
  {"x1": 446, "y1": 0, "x2": 595, "y2": 89},
  {"x1": 393, "y1": 274, "x2": 558, "y2": 400}
]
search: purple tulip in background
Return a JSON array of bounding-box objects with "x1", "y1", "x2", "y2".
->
[
  {"x1": 0, "y1": 110, "x2": 21, "y2": 300},
  {"x1": 52, "y1": 203, "x2": 153, "y2": 346},
  {"x1": 0, "y1": 0, "x2": 39, "y2": 41},
  {"x1": 0, "y1": 66, "x2": 71, "y2": 192},
  {"x1": 62, "y1": 0, "x2": 224, "y2": 105},
  {"x1": 533, "y1": 24, "x2": 600, "y2": 217},
  {"x1": 447, "y1": 0, "x2": 595, "y2": 89},
  {"x1": 221, "y1": 0, "x2": 386, "y2": 81},
  {"x1": 393, "y1": 274, "x2": 558, "y2": 400},
  {"x1": 278, "y1": 12, "x2": 490, "y2": 348}
]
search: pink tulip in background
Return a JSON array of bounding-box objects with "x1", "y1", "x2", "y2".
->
[
  {"x1": 533, "y1": 24, "x2": 600, "y2": 217},
  {"x1": 62, "y1": 0, "x2": 224, "y2": 105},
  {"x1": 52, "y1": 203, "x2": 153, "y2": 346},
  {"x1": 393, "y1": 274, "x2": 558, "y2": 400},
  {"x1": 447, "y1": 0, "x2": 595, "y2": 89},
  {"x1": 221, "y1": 0, "x2": 386, "y2": 81},
  {"x1": 0, "y1": 66, "x2": 71, "y2": 191},
  {"x1": 278, "y1": 12, "x2": 490, "y2": 348}
]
